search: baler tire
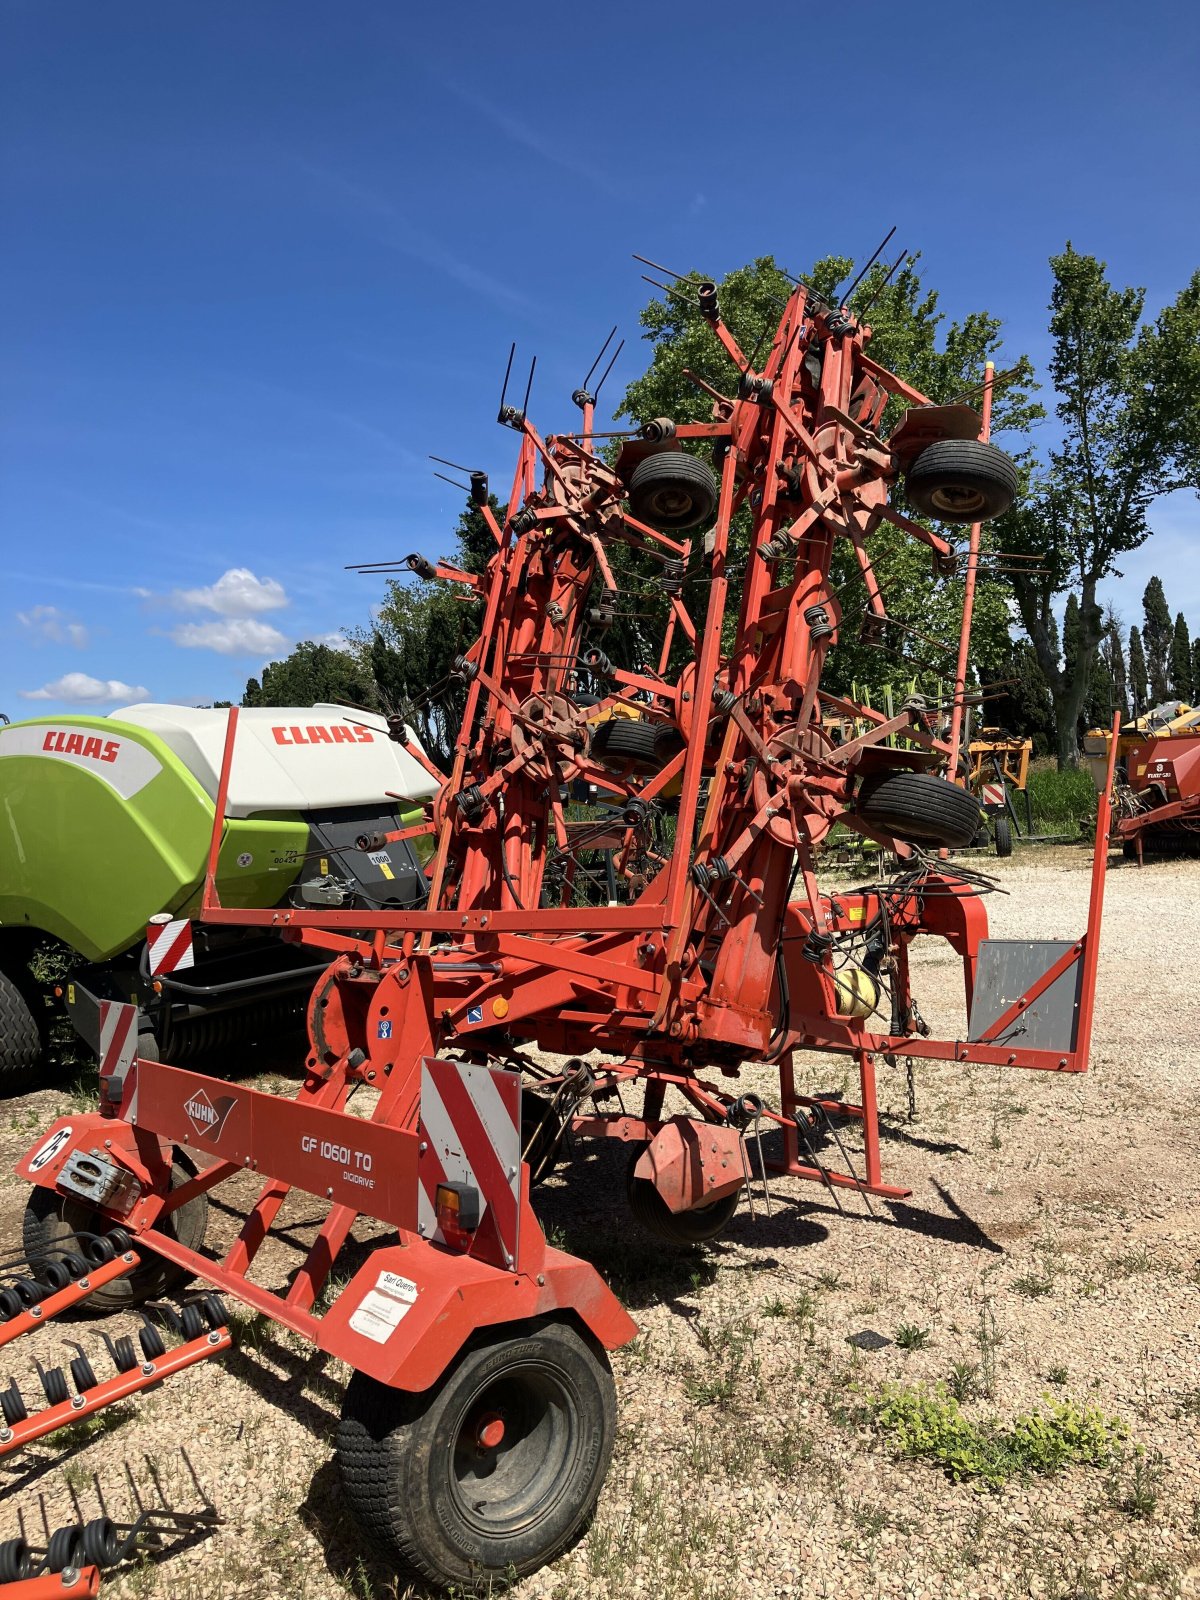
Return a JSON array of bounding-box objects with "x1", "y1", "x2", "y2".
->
[
  {"x1": 21, "y1": 1155, "x2": 208, "y2": 1313},
  {"x1": 854, "y1": 770, "x2": 981, "y2": 850},
  {"x1": 0, "y1": 967, "x2": 44, "y2": 1087},
  {"x1": 624, "y1": 1145, "x2": 740, "y2": 1245},
  {"x1": 336, "y1": 1320, "x2": 616, "y2": 1586},
  {"x1": 993, "y1": 814, "x2": 1014, "y2": 857},
  {"x1": 904, "y1": 439, "x2": 1019, "y2": 524},
  {"x1": 628, "y1": 451, "x2": 719, "y2": 531}
]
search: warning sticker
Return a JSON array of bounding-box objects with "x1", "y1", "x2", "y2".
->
[
  {"x1": 348, "y1": 1271, "x2": 419, "y2": 1344},
  {"x1": 29, "y1": 1126, "x2": 72, "y2": 1173}
]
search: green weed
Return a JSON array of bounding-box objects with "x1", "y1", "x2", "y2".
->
[
  {"x1": 895, "y1": 1322, "x2": 932, "y2": 1351},
  {"x1": 868, "y1": 1383, "x2": 1125, "y2": 1488}
]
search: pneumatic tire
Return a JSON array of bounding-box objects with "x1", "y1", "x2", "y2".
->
[
  {"x1": 0, "y1": 968, "x2": 44, "y2": 1089},
  {"x1": 589, "y1": 717, "x2": 683, "y2": 773},
  {"x1": 854, "y1": 770, "x2": 981, "y2": 850},
  {"x1": 905, "y1": 438, "x2": 1019, "y2": 524},
  {"x1": 336, "y1": 1320, "x2": 616, "y2": 1586},
  {"x1": 993, "y1": 814, "x2": 1014, "y2": 857},
  {"x1": 628, "y1": 451, "x2": 719, "y2": 531},
  {"x1": 22, "y1": 1154, "x2": 208, "y2": 1312},
  {"x1": 625, "y1": 1145, "x2": 740, "y2": 1245}
]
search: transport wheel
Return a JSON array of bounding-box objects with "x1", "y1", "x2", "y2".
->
[
  {"x1": 628, "y1": 452, "x2": 719, "y2": 531},
  {"x1": 624, "y1": 1145, "x2": 740, "y2": 1245},
  {"x1": 336, "y1": 1320, "x2": 616, "y2": 1586},
  {"x1": 0, "y1": 967, "x2": 44, "y2": 1087},
  {"x1": 854, "y1": 770, "x2": 980, "y2": 850},
  {"x1": 22, "y1": 1154, "x2": 208, "y2": 1312},
  {"x1": 993, "y1": 814, "x2": 1014, "y2": 857},
  {"x1": 589, "y1": 717, "x2": 682, "y2": 773},
  {"x1": 904, "y1": 438, "x2": 1019, "y2": 524}
]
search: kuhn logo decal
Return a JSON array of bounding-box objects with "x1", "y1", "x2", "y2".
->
[
  {"x1": 183, "y1": 1089, "x2": 238, "y2": 1143},
  {"x1": 271, "y1": 725, "x2": 374, "y2": 746}
]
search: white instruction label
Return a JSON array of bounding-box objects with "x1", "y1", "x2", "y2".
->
[{"x1": 348, "y1": 1271, "x2": 419, "y2": 1344}]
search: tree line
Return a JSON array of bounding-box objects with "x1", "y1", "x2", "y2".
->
[{"x1": 240, "y1": 247, "x2": 1200, "y2": 770}]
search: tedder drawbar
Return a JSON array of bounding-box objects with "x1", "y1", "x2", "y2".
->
[{"x1": 14, "y1": 265, "x2": 1117, "y2": 1588}]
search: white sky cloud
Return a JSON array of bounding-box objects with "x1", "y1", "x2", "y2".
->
[
  {"x1": 21, "y1": 672, "x2": 148, "y2": 703},
  {"x1": 171, "y1": 568, "x2": 288, "y2": 617},
  {"x1": 16, "y1": 605, "x2": 89, "y2": 648},
  {"x1": 170, "y1": 618, "x2": 289, "y2": 656}
]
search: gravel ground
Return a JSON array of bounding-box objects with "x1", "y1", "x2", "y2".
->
[{"x1": 1, "y1": 848, "x2": 1198, "y2": 1600}]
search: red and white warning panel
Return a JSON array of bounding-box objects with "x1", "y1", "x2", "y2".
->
[
  {"x1": 418, "y1": 1058, "x2": 521, "y2": 1271},
  {"x1": 98, "y1": 998, "x2": 140, "y2": 1116},
  {"x1": 146, "y1": 913, "x2": 195, "y2": 976},
  {"x1": 981, "y1": 782, "x2": 1005, "y2": 808}
]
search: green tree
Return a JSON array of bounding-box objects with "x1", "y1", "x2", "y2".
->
[
  {"x1": 364, "y1": 495, "x2": 500, "y2": 764},
  {"x1": 1192, "y1": 637, "x2": 1200, "y2": 705},
  {"x1": 1169, "y1": 610, "x2": 1193, "y2": 700},
  {"x1": 619, "y1": 253, "x2": 1039, "y2": 700},
  {"x1": 991, "y1": 639, "x2": 1055, "y2": 754},
  {"x1": 1142, "y1": 576, "x2": 1173, "y2": 702},
  {"x1": 1128, "y1": 626, "x2": 1149, "y2": 715},
  {"x1": 1098, "y1": 607, "x2": 1128, "y2": 721},
  {"x1": 242, "y1": 640, "x2": 379, "y2": 709},
  {"x1": 1001, "y1": 249, "x2": 1200, "y2": 766}
]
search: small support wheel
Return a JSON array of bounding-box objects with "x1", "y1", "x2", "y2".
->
[
  {"x1": 624, "y1": 1145, "x2": 740, "y2": 1245},
  {"x1": 628, "y1": 451, "x2": 719, "y2": 531},
  {"x1": 854, "y1": 769, "x2": 981, "y2": 850},
  {"x1": 336, "y1": 1320, "x2": 617, "y2": 1586},
  {"x1": 904, "y1": 438, "x2": 1019, "y2": 524},
  {"x1": 22, "y1": 1154, "x2": 208, "y2": 1313},
  {"x1": 993, "y1": 813, "x2": 1014, "y2": 857}
]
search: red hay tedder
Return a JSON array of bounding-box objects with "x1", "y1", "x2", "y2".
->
[{"x1": 12, "y1": 266, "x2": 1118, "y2": 1588}]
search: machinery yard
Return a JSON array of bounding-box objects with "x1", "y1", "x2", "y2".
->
[{"x1": 1, "y1": 849, "x2": 1196, "y2": 1600}]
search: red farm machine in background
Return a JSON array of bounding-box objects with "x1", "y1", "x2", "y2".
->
[{"x1": 13, "y1": 263, "x2": 1118, "y2": 1589}]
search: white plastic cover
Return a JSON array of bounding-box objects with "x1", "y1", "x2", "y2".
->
[{"x1": 112, "y1": 703, "x2": 440, "y2": 819}]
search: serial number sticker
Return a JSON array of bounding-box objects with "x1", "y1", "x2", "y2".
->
[{"x1": 349, "y1": 1272, "x2": 419, "y2": 1344}]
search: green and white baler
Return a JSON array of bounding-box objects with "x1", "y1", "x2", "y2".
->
[{"x1": 0, "y1": 703, "x2": 436, "y2": 1083}]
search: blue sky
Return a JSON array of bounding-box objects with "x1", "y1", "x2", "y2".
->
[{"x1": 3, "y1": 0, "x2": 1198, "y2": 714}]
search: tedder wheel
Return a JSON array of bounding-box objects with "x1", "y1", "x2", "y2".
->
[
  {"x1": 993, "y1": 813, "x2": 1014, "y2": 857},
  {"x1": 589, "y1": 717, "x2": 682, "y2": 773},
  {"x1": 0, "y1": 967, "x2": 44, "y2": 1087},
  {"x1": 627, "y1": 451, "x2": 719, "y2": 531},
  {"x1": 904, "y1": 438, "x2": 1020, "y2": 524},
  {"x1": 854, "y1": 770, "x2": 981, "y2": 851},
  {"x1": 336, "y1": 1320, "x2": 617, "y2": 1587},
  {"x1": 624, "y1": 1144, "x2": 740, "y2": 1245},
  {"x1": 22, "y1": 1153, "x2": 208, "y2": 1312}
]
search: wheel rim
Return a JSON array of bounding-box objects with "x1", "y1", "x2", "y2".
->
[
  {"x1": 449, "y1": 1361, "x2": 577, "y2": 1538},
  {"x1": 929, "y1": 483, "x2": 986, "y2": 516},
  {"x1": 647, "y1": 485, "x2": 695, "y2": 519}
]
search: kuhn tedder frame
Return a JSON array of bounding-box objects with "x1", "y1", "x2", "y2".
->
[{"x1": 16, "y1": 272, "x2": 1118, "y2": 1587}]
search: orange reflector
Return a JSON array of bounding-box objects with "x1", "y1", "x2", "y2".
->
[{"x1": 435, "y1": 1183, "x2": 479, "y2": 1251}]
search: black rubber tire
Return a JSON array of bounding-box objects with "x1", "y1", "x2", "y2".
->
[
  {"x1": 855, "y1": 770, "x2": 981, "y2": 850},
  {"x1": 0, "y1": 1538, "x2": 34, "y2": 1582},
  {"x1": 0, "y1": 967, "x2": 44, "y2": 1087},
  {"x1": 22, "y1": 1155, "x2": 208, "y2": 1313},
  {"x1": 905, "y1": 439, "x2": 1019, "y2": 524},
  {"x1": 624, "y1": 1145, "x2": 740, "y2": 1245},
  {"x1": 628, "y1": 451, "x2": 719, "y2": 531},
  {"x1": 589, "y1": 717, "x2": 682, "y2": 773},
  {"x1": 336, "y1": 1320, "x2": 616, "y2": 1587},
  {"x1": 993, "y1": 814, "x2": 1014, "y2": 857}
]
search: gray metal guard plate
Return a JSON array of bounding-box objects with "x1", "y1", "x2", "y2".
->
[{"x1": 967, "y1": 940, "x2": 1082, "y2": 1052}]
